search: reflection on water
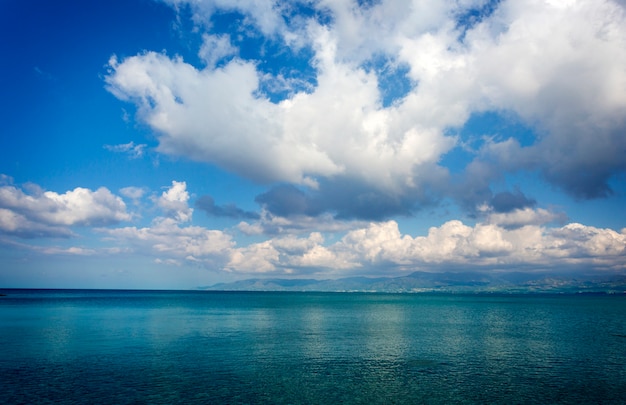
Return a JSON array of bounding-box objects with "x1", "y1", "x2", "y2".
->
[{"x1": 1, "y1": 290, "x2": 626, "y2": 404}]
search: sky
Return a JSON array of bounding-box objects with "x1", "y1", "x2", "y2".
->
[{"x1": 1, "y1": 0, "x2": 626, "y2": 289}]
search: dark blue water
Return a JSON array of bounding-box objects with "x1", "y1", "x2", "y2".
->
[{"x1": 1, "y1": 290, "x2": 625, "y2": 404}]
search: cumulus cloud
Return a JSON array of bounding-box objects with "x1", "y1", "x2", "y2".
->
[
  {"x1": 216, "y1": 211, "x2": 625, "y2": 275},
  {"x1": 0, "y1": 181, "x2": 131, "y2": 238},
  {"x1": 332, "y1": 216, "x2": 626, "y2": 272},
  {"x1": 104, "y1": 24, "x2": 457, "y2": 208},
  {"x1": 226, "y1": 240, "x2": 280, "y2": 273},
  {"x1": 225, "y1": 231, "x2": 354, "y2": 274},
  {"x1": 157, "y1": 181, "x2": 193, "y2": 222},
  {"x1": 100, "y1": 182, "x2": 624, "y2": 275},
  {"x1": 104, "y1": 217, "x2": 234, "y2": 267},
  {"x1": 459, "y1": 0, "x2": 626, "y2": 199},
  {"x1": 102, "y1": 181, "x2": 234, "y2": 267},
  {"x1": 0, "y1": 208, "x2": 75, "y2": 238},
  {"x1": 106, "y1": 52, "x2": 335, "y2": 184},
  {"x1": 105, "y1": 0, "x2": 626, "y2": 220},
  {"x1": 10, "y1": 179, "x2": 613, "y2": 275}
]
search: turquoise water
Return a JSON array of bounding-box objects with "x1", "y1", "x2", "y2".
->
[{"x1": 1, "y1": 290, "x2": 625, "y2": 404}]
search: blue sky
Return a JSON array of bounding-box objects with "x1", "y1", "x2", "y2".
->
[{"x1": 1, "y1": 0, "x2": 626, "y2": 289}]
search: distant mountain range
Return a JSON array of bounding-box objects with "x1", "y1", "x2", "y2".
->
[{"x1": 201, "y1": 271, "x2": 626, "y2": 294}]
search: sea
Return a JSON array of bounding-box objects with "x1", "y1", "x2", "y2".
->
[{"x1": 1, "y1": 289, "x2": 625, "y2": 404}]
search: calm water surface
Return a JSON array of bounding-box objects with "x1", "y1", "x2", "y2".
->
[{"x1": 1, "y1": 290, "x2": 625, "y2": 404}]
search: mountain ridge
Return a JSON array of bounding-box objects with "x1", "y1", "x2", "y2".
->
[{"x1": 201, "y1": 271, "x2": 626, "y2": 294}]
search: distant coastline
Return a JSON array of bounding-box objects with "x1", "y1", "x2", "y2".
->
[
  {"x1": 2, "y1": 272, "x2": 625, "y2": 295},
  {"x1": 200, "y1": 271, "x2": 626, "y2": 294}
]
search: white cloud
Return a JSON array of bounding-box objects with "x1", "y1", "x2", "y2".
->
[
  {"x1": 105, "y1": 31, "x2": 455, "y2": 193},
  {"x1": 208, "y1": 207, "x2": 624, "y2": 275},
  {"x1": 227, "y1": 240, "x2": 279, "y2": 273},
  {"x1": 157, "y1": 181, "x2": 193, "y2": 222},
  {"x1": 334, "y1": 216, "x2": 626, "y2": 271},
  {"x1": 0, "y1": 182, "x2": 131, "y2": 237},
  {"x1": 225, "y1": 231, "x2": 355, "y2": 274},
  {"x1": 107, "y1": 52, "x2": 327, "y2": 184},
  {"x1": 0, "y1": 208, "x2": 74, "y2": 238},
  {"x1": 36, "y1": 188, "x2": 130, "y2": 225},
  {"x1": 460, "y1": 0, "x2": 626, "y2": 197},
  {"x1": 216, "y1": 213, "x2": 626, "y2": 274},
  {"x1": 104, "y1": 217, "x2": 234, "y2": 266},
  {"x1": 100, "y1": 181, "x2": 233, "y2": 267},
  {"x1": 9, "y1": 179, "x2": 616, "y2": 275},
  {"x1": 107, "y1": 0, "x2": 626, "y2": 208},
  {"x1": 551, "y1": 223, "x2": 626, "y2": 260}
]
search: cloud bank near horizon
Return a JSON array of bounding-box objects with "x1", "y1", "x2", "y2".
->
[{"x1": 2, "y1": 179, "x2": 624, "y2": 277}]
